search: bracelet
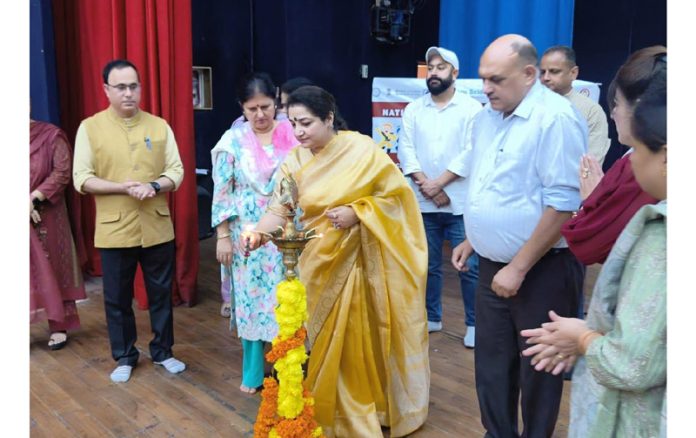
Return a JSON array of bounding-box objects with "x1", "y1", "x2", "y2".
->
[
  {"x1": 578, "y1": 329, "x2": 602, "y2": 355},
  {"x1": 217, "y1": 232, "x2": 231, "y2": 240}
]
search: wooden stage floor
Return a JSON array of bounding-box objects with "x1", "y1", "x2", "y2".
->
[{"x1": 30, "y1": 237, "x2": 586, "y2": 437}]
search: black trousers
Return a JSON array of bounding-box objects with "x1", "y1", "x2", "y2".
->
[
  {"x1": 475, "y1": 249, "x2": 583, "y2": 438},
  {"x1": 100, "y1": 240, "x2": 175, "y2": 366}
]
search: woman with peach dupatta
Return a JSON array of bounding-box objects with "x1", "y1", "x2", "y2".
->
[{"x1": 245, "y1": 86, "x2": 430, "y2": 437}]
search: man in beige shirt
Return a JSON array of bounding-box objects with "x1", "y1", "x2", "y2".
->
[
  {"x1": 540, "y1": 46, "x2": 610, "y2": 165},
  {"x1": 73, "y1": 59, "x2": 185, "y2": 383}
]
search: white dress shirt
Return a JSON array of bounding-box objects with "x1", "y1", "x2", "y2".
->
[
  {"x1": 463, "y1": 81, "x2": 588, "y2": 263},
  {"x1": 397, "y1": 89, "x2": 482, "y2": 215}
]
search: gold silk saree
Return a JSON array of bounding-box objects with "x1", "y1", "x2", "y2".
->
[{"x1": 268, "y1": 131, "x2": 430, "y2": 437}]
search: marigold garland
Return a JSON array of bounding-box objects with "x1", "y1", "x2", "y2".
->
[
  {"x1": 275, "y1": 279, "x2": 308, "y2": 340},
  {"x1": 254, "y1": 278, "x2": 325, "y2": 438},
  {"x1": 254, "y1": 377, "x2": 278, "y2": 438},
  {"x1": 266, "y1": 327, "x2": 306, "y2": 363}
]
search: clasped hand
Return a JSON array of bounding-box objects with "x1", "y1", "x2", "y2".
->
[
  {"x1": 124, "y1": 181, "x2": 155, "y2": 200},
  {"x1": 416, "y1": 178, "x2": 442, "y2": 198},
  {"x1": 520, "y1": 310, "x2": 588, "y2": 375},
  {"x1": 415, "y1": 178, "x2": 450, "y2": 207}
]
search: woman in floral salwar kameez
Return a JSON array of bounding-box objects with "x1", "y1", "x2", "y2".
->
[{"x1": 211, "y1": 72, "x2": 298, "y2": 394}]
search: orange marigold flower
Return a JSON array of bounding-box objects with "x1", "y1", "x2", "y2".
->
[
  {"x1": 254, "y1": 377, "x2": 279, "y2": 438},
  {"x1": 266, "y1": 327, "x2": 307, "y2": 363}
]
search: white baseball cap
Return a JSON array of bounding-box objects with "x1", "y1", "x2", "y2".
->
[{"x1": 425, "y1": 46, "x2": 459, "y2": 70}]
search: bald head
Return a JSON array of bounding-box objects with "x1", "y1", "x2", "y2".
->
[
  {"x1": 482, "y1": 34, "x2": 538, "y2": 68},
  {"x1": 479, "y1": 34, "x2": 539, "y2": 116}
]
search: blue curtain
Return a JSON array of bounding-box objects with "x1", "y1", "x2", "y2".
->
[
  {"x1": 30, "y1": 0, "x2": 61, "y2": 125},
  {"x1": 440, "y1": 0, "x2": 575, "y2": 78}
]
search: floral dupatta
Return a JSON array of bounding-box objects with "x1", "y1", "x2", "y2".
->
[{"x1": 211, "y1": 120, "x2": 298, "y2": 196}]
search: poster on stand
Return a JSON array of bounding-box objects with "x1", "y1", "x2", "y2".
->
[{"x1": 372, "y1": 77, "x2": 601, "y2": 164}]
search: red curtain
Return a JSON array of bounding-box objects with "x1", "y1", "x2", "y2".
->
[{"x1": 52, "y1": 0, "x2": 199, "y2": 308}]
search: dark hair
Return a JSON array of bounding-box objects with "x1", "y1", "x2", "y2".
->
[
  {"x1": 607, "y1": 45, "x2": 667, "y2": 112},
  {"x1": 102, "y1": 59, "x2": 139, "y2": 84},
  {"x1": 236, "y1": 72, "x2": 277, "y2": 105},
  {"x1": 287, "y1": 85, "x2": 349, "y2": 130},
  {"x1": 542, "y1": 45, "x2": 577, "y2": 67},
  {"x1": 632, "y1": 64, "x2": 666, "y2": 152},
  {"x1": 511, "y1": 41, "x2": 538, "y2": 66},
  {"x1": 280, "y1": 77, "x2": 314, "y2": 95}
]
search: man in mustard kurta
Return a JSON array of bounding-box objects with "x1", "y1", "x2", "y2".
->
[{"x1": 73, "y1": 59, "x2": 185, "y2": 383}]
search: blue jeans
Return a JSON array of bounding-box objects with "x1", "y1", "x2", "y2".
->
[{"x1": 423, "y1": 213, "x2": 478, "y2": 327}]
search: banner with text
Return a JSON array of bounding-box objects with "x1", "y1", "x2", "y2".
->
[{"x1": 372, "y1": 77, "x2": 601, "y2": 163}]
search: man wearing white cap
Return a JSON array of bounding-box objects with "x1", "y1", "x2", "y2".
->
[{"x1": 397, "y1": 46, "x2": 481, "y2": 348}]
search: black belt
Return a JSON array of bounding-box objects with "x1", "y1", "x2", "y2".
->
[
  {"x1": 545, "y1": 247, "x2": 570, "y2": 257},
  {"x1": 480, "y1": 247, "x2": 570, "y2": 265}
]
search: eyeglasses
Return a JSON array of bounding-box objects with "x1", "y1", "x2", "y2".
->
[{"x1": 107, "y1": 83, "x2": 141, "y2": 93}]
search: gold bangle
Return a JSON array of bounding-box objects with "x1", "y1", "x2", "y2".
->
[
  {"x1": 578, "y1": 330, "x2": 602, "y2": 355},
  {"x1": 217, "y1": 232, "x2": 231, "y2": 240}
]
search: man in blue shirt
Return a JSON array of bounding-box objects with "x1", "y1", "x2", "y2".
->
[{"x1": 452, "y1": 34, "x2": 586, "y2": 437}]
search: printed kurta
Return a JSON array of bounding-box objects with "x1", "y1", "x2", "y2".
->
[
  {"x1": 569, "y1": 201, "x2": 666, "y2": 437},
  {"x1": 211, "y1": 120, "x2": 298, "y2": 341}
]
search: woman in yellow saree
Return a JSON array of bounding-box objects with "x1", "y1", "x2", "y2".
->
[{"x1": 245, "y1": 86, "x2": 430, "y2": 437}]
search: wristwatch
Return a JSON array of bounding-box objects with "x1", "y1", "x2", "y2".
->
[{"x1": 149, "y1": 181, "x2": 161, "y2": 193}]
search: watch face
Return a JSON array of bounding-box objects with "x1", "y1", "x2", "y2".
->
[{"x1": 150, "y1": 182, "x2": 161, "y2": 192}]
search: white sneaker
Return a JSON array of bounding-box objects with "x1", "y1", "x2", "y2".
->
[
  {"x1": 463, "y1": 326, "x2": 475, "y2": 348},
  {"x1": 427, "y1": 321, "x2": 442, "y2": 332},
  {"x1": 154, "y1": 357, "x2": 186, "y2": 374},
  {"x1": 110, "y1": 365, "x2": 133, "y2": 383}
]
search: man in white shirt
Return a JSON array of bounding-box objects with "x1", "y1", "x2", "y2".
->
[
  {"x1": 540, "y1": 45, "x2": 610, "y2": 165},
  {"x1": 397, "y1": 46, "x2": 482, "y2": 347},
  {"x1": 452, "y1": 35, "x2": 586, "y2": 437}
]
